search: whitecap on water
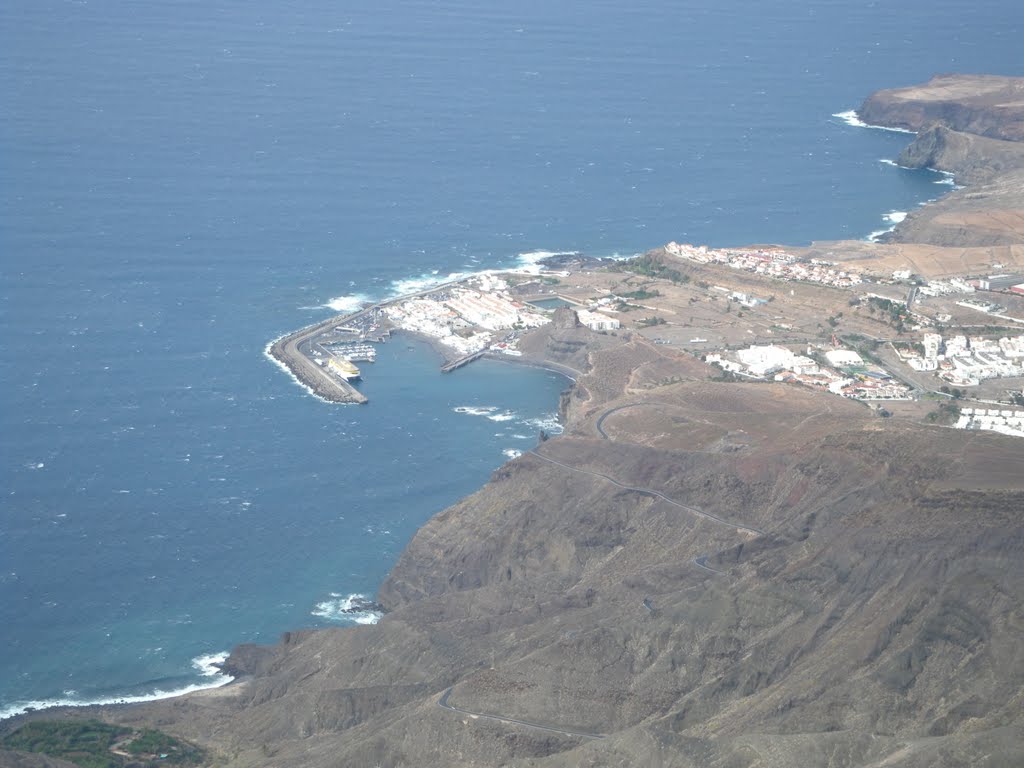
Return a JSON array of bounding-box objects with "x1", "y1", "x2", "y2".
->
[
  {"x1": 833, "y1": 109, "x2": 916, "y2": 134},
  {"x1": 311, "y1": 593, "x2": 382, "y2": 625},
  {"x1": 389, "y1": 270, "x2": 472, "y2": 296},
  {"x1": 515, "y1": 249, "x2": 580, "y2": 273},
  {"x1": 865, "y1": 211, "x2": 908, "y2": 242},
  {"x1": 486, "y1": 411, "x2": 518, "y2": 423},
  {"x1": 524, "y1": 414, "x2": 564, "y2": 434},
  {"x1": 453, "y1": 405, "x2": 498, "y2": 416},
  {"x1": 324, "y1": 294, "x2": 373, "y2": 312},
  {"x1": 0, "y1": 652, "x2": 234, "y2": 721}
]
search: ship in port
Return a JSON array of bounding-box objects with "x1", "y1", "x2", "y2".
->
[{"x1": 325, "y1": 356, "x2": 361, "y2": 380}]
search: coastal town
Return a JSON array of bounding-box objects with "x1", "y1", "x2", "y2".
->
[{"x1": 269, "y1": 238, "x2": 1024, "y2": 440}]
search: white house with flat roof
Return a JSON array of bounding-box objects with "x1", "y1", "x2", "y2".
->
[{"x1": 825, "y1": 349, "x2": 864, "y2": 368}]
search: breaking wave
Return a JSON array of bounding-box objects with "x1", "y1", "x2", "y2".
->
[
  {"x1": 0, "y1": 652, "x2": 234, "y2": 721},
  {"x1": 311, "y1": 593, "x2": 382, "y2": 625},
  {"x1": 325, "y1": 294, "x2": 373, "y2": 312},
  {"x1": 452, "y1": 406, "x2": 562, "y2": 434},
  {"x1": 514, "y1": 249, "x2": 580, "y2": 273},
  {"x1": 389, "y1": 270, "x2": 473, "y2": 297},
  {"x1": 866, "y1": 210, "x2": 909, "y2": 243},
  {"x1": 453, "y1": 405, "x2": 498, "y2": 417},
  {"x1": 833, "y1": 109, "x2": 916, "y2": 134}
]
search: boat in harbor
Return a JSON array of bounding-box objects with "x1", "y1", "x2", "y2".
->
[{"x1": 326, "y1": 356, "x2": 361, "y2": 380}]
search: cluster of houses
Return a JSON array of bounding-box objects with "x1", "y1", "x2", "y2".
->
[
  {"x1": 707, "y1": 345, "x2": 910, "y2": 400},
  {"x1": 955, "y1": 407, "x2": 1024, "y2": 438},
  {"x1": 383, "y1": 277, "x2": 550, "y2": 355},
  {"x1": 663, "y1": 242, "x2": 863, "y2": 288},
  {"x1": 902, "y1": 332, "x2": 1024, "y2": 386}
]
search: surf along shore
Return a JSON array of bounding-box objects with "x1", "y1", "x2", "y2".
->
[
  {"x1": 5, "y1": 75, "x2": 1024, "y2": 768},
  {"x1": 266, "y1": 266, "x2": 598, "y2": 404}
]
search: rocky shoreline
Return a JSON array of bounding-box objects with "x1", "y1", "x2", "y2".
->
[{"x1": 5, "y1": 75, "x2": 1024, "y2": 768}]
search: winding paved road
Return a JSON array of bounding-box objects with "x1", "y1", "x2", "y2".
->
[
  {"x1": 438, "y1": 688, "x2": 606, "y2": 740},
  {"x1": 595, "y1": 401, "x2": 668, "y2": 439}
]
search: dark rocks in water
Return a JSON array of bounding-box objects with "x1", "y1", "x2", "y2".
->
[
  {"x1": 47, "y1": 331, "x2": 1024, "y2": 768},
  {"x1": 339, "y1": 596, "x2": 385, "y2": 615},
  {"x1": 36, "y1": 74, "x2": 1024, "y2": 768},
  {"x1": 537, "y1": 251, "x2": 617, "y2": 271}
]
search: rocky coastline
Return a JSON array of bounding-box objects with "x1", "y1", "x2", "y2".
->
[
  {"x1": 5, "y1": 75, "x2": 1024, "y2": 768},
  {"x1": 861, "y1": 74, "x2": 1024, "y2": 249}
]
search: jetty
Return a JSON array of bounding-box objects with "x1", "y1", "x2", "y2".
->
[
  {"x1": 269, "y1": 312, "x2": 369, "y2": 404},
  {"x1": 267, "y1": 271, "x2": 563, "y2": 402},
  {"x1": 440, "y1": 350, "x2": 486, "y2": 373}
]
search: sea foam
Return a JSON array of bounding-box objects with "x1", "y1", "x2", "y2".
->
[
  {"x1": 833, "y1": 109, "x2": 916, "y2": 134},
  {"x1": 311, "y1": 593, "x2": 382, "y2": 625},
  {"x1": 324, "y1": 294, "x2": 373, "y2": 312},
  {"x1": 0, "y1": 652, "x2": 234, "y2": 721},
  {"x1": 453, "y1": 405, "x2": 498, "y2": 416},
  {"x1": 515, "y1": 249, "x2": 580, "y2": 273},
  {"x1": 389, "y1": 270, "x2": 473, "y2": 297},
  {"x1": 866, "y1": 210, "x2": 909, "y2": 242},
  {"x1": 263, "y1": 339, "x2": 332, "y2": 403},
  {"x1": 453, "y1": 405, "x2": 564, "y2": 435}
]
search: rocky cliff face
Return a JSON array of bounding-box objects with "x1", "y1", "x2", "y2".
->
[
  {"x1": 8, "y1": 76, "x2": 1024, "y2": 768},
  {"x1": 859, "y1": 74, "x2": 1024, "y2": 141},
  {"x1": 28, "y1": 343, "x2": 1022, "y2": 768},
  {"x1": 859, "y1": 75, "x2": 1024, "y2": 248},
  {"x1": 896, "y1": 124, "x2": 1024, "y2": 184}
]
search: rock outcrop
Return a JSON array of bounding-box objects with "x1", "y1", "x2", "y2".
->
[
  {"x1": 896, "y1": 124, "x2": 1024, "y2": 184},
  {"x1": 8, "y1": 74, "x2": 1024, "y2": 768},
  {"x1": 859, "y1": 74, "x2": 1024, "y2": 141},
  {"x1": 20, "y1": 343, "x2": 1022, "y2": 768},
  {"x1": 858, "y1": 74, "x2": 1024, "y2": 248}
]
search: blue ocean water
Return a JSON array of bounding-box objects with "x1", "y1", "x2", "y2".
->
[{"x1": 1, "y1": 0, "x2": 1021, "y2": 714}]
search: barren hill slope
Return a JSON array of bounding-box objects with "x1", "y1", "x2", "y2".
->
[
  {"x1": 25, "y1": 334, "x2": 1021, "y2": 768},
  {"x1": 6, "y1": 75, "x2": 1024, "y2": 768}
]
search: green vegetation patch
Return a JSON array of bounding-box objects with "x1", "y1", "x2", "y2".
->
[
  {"x1": 616, "y1": 288, "x2": 661, "y2": 300},
  {"x1": 2, "y1": 720, "x2": 206, "y2": 768},
  {"x1": 927, "y1": 401, "x2": 962, "y2": 425},
  {"x1": 617, "y1": 254, "x2": 690, "y2": 285}
]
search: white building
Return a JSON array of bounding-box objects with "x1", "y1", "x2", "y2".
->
[
  {"x1": 577, "y1": 310, "x2": 620, "y2": 331},
  {"x1": 825, "y1": 349, "x2": 864, "y2": 368},
  {"x1": 737, "y1": 345, "x2": 797, "y2": 377}
]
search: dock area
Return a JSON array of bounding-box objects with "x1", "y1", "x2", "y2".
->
[
  {"x1": 440, "y1": 350, "x2": 485, "y2": 373},
  {"x1": 267, "y1": 271, "x2": 571, "y2": 403},
  {"x1": 268, "y1": 312, "x2": 371, "y2": 404}
]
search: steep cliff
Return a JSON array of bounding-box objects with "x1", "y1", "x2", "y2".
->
[
  {"x1": 858, "y1": 75, "x2": 1024, "y2": 248},
  {"x1": 859, "y1": 74, "x2": 1024, "y2": 141},
  {"x1": 8, "y1": 75, "x2": 1024, "y2": 768},
  {"x1": 25, "y1": 345, "x2": 1022, "y2": 768}
]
